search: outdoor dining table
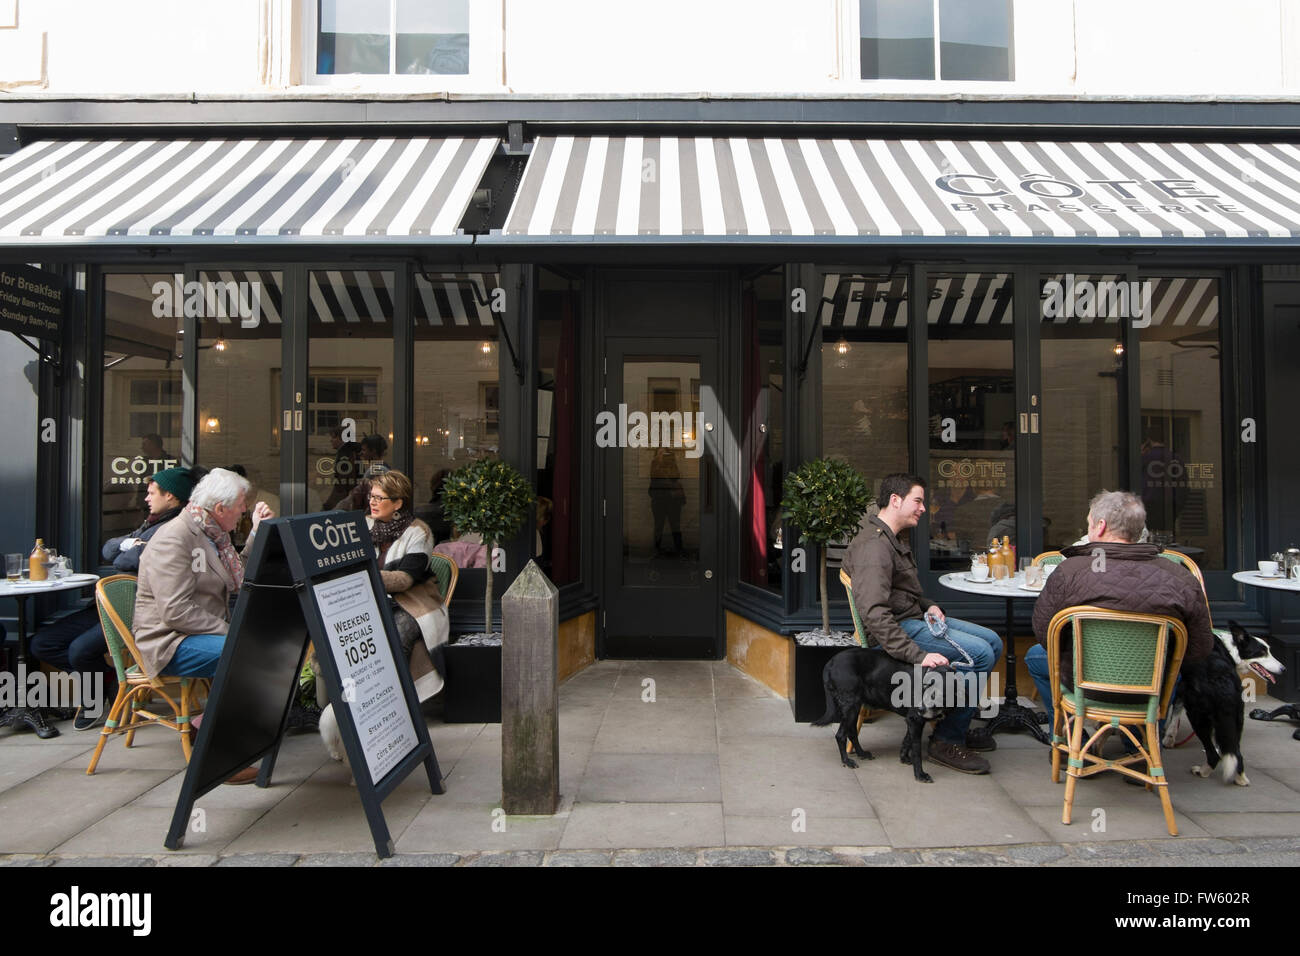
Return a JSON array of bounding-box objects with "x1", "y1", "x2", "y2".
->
[
  {"x1": 0, "y1": 572, "x2": 101, "y2": 739},
  {"x1": 1233, "y1": 569, "x2": 1300, "y2": 737},
  {"x1": 938, "y1": 571, "x2": 1049, "y2": 744}
]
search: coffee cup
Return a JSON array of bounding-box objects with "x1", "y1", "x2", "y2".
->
[
  {"x1": 1259, "y1": 560, "x2": 1280, "y2": 576},
  {"x1": 970, "y1": 564, "x2": 990, "y2": 582}
]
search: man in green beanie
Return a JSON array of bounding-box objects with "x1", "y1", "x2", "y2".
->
[{"x1": 29, "y1": 466, "x2": 198, "y2": 732}]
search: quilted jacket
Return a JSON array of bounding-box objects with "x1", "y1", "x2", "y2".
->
[
  {"x1": 841, "y1": 514, "x2": 936, "y2": 664},
  {"x1": 1031, "y1": 541, "x2": 1213, "y2": 676}
]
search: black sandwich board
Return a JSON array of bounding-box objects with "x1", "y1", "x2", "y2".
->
[{"x1": 164, "y1": 512, "x2": 443, "y2": 859}]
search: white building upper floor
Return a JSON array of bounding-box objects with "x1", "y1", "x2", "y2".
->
[{"x1": 1, "y1": 0, "x2": 1298, "y2": 101}]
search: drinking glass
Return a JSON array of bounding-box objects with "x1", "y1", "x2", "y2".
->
[
  {"x1": 991, "y1": 562, "x2": 1009, "y2": 584},
  {"x1": 1024, "y1": 563, "x2": 1044, "y2": 588},
  {"x1": 4, "y1": 554, "x2": 20, "y2": 582}
]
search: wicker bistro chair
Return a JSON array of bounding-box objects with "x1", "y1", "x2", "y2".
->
[
  {"x1": 429, "y1": 552, "x2": 459, "y2": 607},
  {"x1": 1032, "y1": 550, "x2": 1067, "y2": 569},
  {"x1": 85, "y1": 575, "x2": 209, "y2": 775},
  {"x1": 1046, "y1": 605, "x2": 1188, "y2": 836}
]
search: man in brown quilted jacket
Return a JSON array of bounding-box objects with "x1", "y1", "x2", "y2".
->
[{"x1": 1026, "y1": 490, "x2": 1213, "y2": 731}]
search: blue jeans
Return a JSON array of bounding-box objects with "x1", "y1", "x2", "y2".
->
[
  {"x1": 161, "y1": 633, "x2": 226, "y2": 678},
  {"x1": 899, "y1": 616, "x2": 1003, "y2": 744}
]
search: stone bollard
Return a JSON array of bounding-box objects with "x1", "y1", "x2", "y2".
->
[{"x1": 500, "y1": 559, "x2": 559, "y2": 814}]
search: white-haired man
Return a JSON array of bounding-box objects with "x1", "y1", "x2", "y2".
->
[{"x1": 134, "y1": 467, "x2": 273, "y2": 681}]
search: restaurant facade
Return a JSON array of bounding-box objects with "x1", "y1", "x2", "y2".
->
[{"x1": 2, "y1": 94, "x2": 1299, "y2": 701}]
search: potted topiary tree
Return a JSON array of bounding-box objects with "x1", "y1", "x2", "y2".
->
[
  {"x1": 440, "y1": 457, "x2": 535, "y2": 637},
  {"x1": 781, "y1": 457, "x2": 873, "y2": 637}
]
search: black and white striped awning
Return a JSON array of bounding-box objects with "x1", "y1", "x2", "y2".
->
[
  {"x1": 0, "y1": 137, "x2": 498, "y2": 243},
  {"x1": 818, "y1": 273, "x2": 1219, "y2": 329},
  {"x1": 502, "y1": 137, "x2": 1300, "y2": 241}
]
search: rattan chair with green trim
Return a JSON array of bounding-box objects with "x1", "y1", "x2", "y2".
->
[
  {"x1": 1158, "y1": 549, "x2": 1209, "y2": 605},
  {"x1": 1032, "y1": 550, "x2": 1067, "y2": 568},
  {"x1": 1046, "y1": 604, "x2": 1188, "y2": 836},
  {"x1": 86, "y1": 574, "x2": 209, "y2": 775},
  {"x1": 429, "y1": 552, "x2": 459, "y2": 607},
  {"x1": 838, "y1": 568, "x2": 871, "y2": 649}
]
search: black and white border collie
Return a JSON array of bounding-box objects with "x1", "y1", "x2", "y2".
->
[{"x1": 1165, "y1": 622, "x2": 1285, "y2": 787}]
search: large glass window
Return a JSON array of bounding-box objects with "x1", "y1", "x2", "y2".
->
[
  {"x1": 819, "y1": 271, "x2": 910, "y2": 596},
  {"x1": 927, "y1": 271, "x2": 1015, "y2": 572},
  {"x1": 411, "y1": 270, "x2": 500, "y2": 545},
  {"x1": 1138, "y1": 275, "x2": 1225, "y2": 569},
  {"x1": 860, "y1": 0, "x2": 1012, "y2": 81},
  {"x1": 537, "y1": 268, "x2": 581, "y2": 587},
  {"x1": 741, "y1": 269, "x2": 784, "y2": 591},
  {"x1": 101, "y1": 273, "x2": 183, "y2": 541},
  {"x1": 318, "y1": 0, "x2": 469, "y2": 75},
  {"x1": 1040, "y1": 273, "x2": 1126, "y2": 550}
]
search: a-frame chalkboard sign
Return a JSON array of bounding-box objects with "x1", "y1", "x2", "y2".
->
[{"x1": 164, "y1": 512, "x2": 444, "y2": 858}]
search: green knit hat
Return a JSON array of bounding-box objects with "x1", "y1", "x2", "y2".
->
[{"x1": 151, "y1": 466, "x2": 197, "y2": 503}]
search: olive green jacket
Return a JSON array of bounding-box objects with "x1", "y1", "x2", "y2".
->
[{"x1": 840, "y1": 514, "x2": 935, "y2": 665}]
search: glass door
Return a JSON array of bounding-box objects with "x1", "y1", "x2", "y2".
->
[{"x1": 602, "y1": 339, "x2": 719, "y2": 658}]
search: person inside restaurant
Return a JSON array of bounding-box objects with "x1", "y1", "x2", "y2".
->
[
  {"x1": 1025, "y1": 490, "x2": 1213, "y2": 732},
  {"x1": 30, "y1": 466, "x2": 198, "y2": 731}
]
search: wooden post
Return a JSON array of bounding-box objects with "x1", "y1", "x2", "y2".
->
[{"x1": 500, "y1": 560, "x2": 559, "y2": 814}]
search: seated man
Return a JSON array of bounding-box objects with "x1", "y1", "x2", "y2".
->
[
  {"x1": 841, "y1": 472, "x2": 1003, "y2": 775},
  {"x1": 30, "y1": 466, "x2": 196, "y2": 731},
  {"x1": 134, "y1": 468, "x2": 272, "y2": 681},
  {"x1": 1026, "y1": 490, "x2": 1213, "y2": 733}
]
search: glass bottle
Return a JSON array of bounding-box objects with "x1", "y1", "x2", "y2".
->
[{"x1": 29, "y1": 538, "x2": 48, "y2": 581}]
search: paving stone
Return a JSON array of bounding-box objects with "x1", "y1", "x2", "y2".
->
[
  {"x1": 1067, "y1": 841, "x2": 1153, "y2": 860},
  {"x1": 545, "y1": 851, "x2": 613, "y2": 867},
  {"x1": 377, "y1": 853, "x2": 462, "y2": 867},
  {"x1": 0, "y1": 855, "x2": 53, "y2": 867},
  {"x1": 215, "y1": 853, "x2": 300, "y2": 867},
  {"x1": 295, "y1": 853, "x2": 379, "y2": 867},
  {"x1": 465, "y1": 851, "x2": 545, "y2": 867},
  {"x1": 613, "y1": 849, "x2": 698, "y2": 867},
  {"x1": 1150, "y1": 838, "x2": 1239, "y2": 857},
  {"x1": 154, "y1": 854, "x2": 218, "y2": 867},
  {"x1": 921, "y1": 849, "x2": 1007, "y2": 866},
  {"x1": 785, "y1": 847, "x2": 839, "y2": 866},
  {"x1": 1006, "y1": 843, "x2": 1068, "y2": 864},
  {"x1": 854, "y1": 850, "x2": 922, "y2": 866},
  {"x1": 51, "y1": 856, "x2": 155, "y2": 867},
  {"x1": 1231, "y1": 836, "x2": 1300, "y2": 853},
  {"x1": 702, "y1": 849, "x2": 776, "y2": 866}
]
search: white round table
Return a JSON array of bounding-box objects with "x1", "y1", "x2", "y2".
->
[
  {"x1": 1233, "y1": 570, "x2": 1300, "y2": 736},
  {"x1": 0, "y1": 572, "x2": 101, "y2": 739},
  {"x1": 938, "y1": 571, "x2": 1049, "y2": 743}
]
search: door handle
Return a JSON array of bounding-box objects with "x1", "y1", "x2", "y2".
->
[
  {"x1": 294, "y1": 410, "x2": 303, "y2": 431},
  {"x1": 283, "y1": 410, "x2": 292, "y2": 432},
  {"x1": 1019, "y1": 412, "x2": 1029, "y2": 434},
  {"x1": 1030, "y1": 413, "x2": 1039, "y2": 434}
]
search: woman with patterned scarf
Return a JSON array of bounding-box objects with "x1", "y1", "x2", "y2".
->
[
  {"x1": 364, "y1": 469, "x2": 449, "y2": 701},
  {"x1": 133, "y1": 468, "x2": 273, "y2": 682}
]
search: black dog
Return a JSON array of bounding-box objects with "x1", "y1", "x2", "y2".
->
[
  {"x1": 812, "y1": 647, "x2": 952, "y2": 783},
  {"x1": 1172, "y1": 622, "x2": 1285, "y2": 787}
]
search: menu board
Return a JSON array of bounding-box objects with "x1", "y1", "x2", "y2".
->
[{"x1": 314, "y1": 570, "x2": 419, "y2": 784}]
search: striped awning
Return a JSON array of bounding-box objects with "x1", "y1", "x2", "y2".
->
[
  {"x1": 502, "y1": 136, "x2": 1300, "y2": 241},
  {"x1": 0, "y1": 137, "x2": 498, "y2": 243}
]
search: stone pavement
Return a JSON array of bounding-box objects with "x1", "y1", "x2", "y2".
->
[{"x1": 2, "y1": 660, "x2": 1299, "y2": 866}]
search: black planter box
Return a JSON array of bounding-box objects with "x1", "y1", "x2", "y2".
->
[
  {"x1": 789, "y1": 638, "x2": 859, "y2": 722},
  {"x1": 443, "y1": 641, "x2": 502, "y2": 723}
]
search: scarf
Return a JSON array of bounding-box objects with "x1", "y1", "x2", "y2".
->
[
  {"x1": 187, "y1": 502, "x2": 244, "y2": 591},
  {"x1": 369, "y1": 508, "x2": 414, "y2": 566},
  {"x1": 144, "y1": 505, "x2": 182, "y2": 529}
]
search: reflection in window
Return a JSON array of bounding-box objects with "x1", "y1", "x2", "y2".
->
[
  {"x1": 412, "y1": 271, "x2": 500, "y2": 549},
  {"x1": 318, "y1": 0, "x2": 469, "y2": 75},
  {"x1": 938, "y1": 0, "x2": 1013, "y2": 81},
  {"x1": 741, "y1": 270, "x2": 784, "y2": 592},
  {"x1": 1138, "y1": 276, "x2": 1224, "y2": 569},
  {"x1": 819, "y1": 272, "x2": 910, "y2": 595},
  {"x1": 537, "y1": 268, "x2": 581, "y2": 586},
  {"x1": 102, "y1": 273, "x2": 183, "y2": 542},
  {"x1": 927, "y1": 272, "x2": 1015, "y2": 570}
]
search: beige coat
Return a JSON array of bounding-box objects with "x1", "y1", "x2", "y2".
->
[{"x1": 133, "y1": 508, "x2": 249, "y2": 678}]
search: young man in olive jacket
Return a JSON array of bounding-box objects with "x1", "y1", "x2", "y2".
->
[
  {"x1": 1026, "y1": 490, "x2": 1213, "y2": 732},
  {"x1": 841, "y1": 473, "x2": 1003, "y2": 775}
]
